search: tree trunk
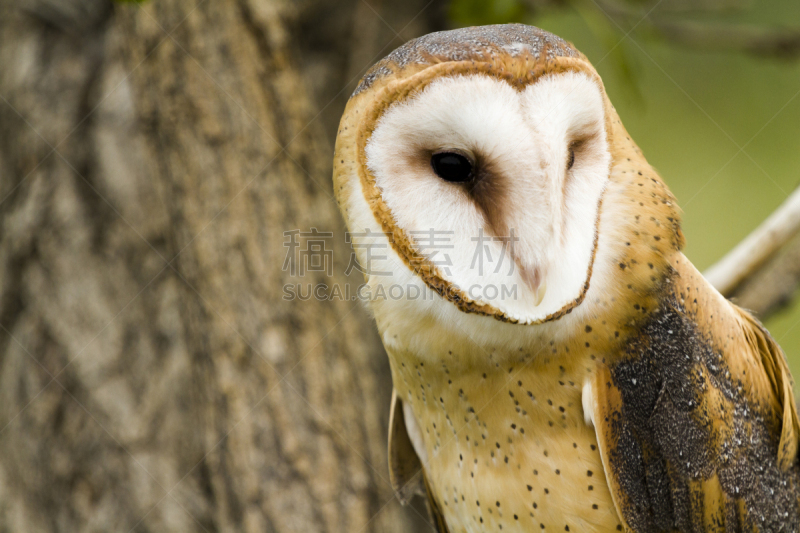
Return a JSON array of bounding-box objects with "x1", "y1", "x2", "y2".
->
[{"x1": 0, "y1": 0, "x2": 443, "y2": 531}]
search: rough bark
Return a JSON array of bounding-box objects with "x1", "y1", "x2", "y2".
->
[{"x1": 0, "y1": 0, "x2": 443, "y2": 531}]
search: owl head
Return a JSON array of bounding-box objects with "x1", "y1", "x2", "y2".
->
[{"x1": 334, "y1": 25, "x2": 683, "y2": 348}]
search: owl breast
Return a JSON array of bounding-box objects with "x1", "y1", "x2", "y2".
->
[{"x1": 390, "y1": 343, "x2": 625, "y2": 533}]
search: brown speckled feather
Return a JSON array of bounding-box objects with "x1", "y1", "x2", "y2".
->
[{"x1": 591, "y1": 256, "x2": 800, "y2": 532}]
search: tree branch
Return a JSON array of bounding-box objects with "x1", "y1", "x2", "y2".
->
[
  {"x1": 730, "y1": 231, "x2": 800, "y2": 317},
  {"x1": 584, "y1": 0, "x2": 800, "y2": 58},
  {"x1": 705, "y1": 186, "x2": 800, "y2": 316}
]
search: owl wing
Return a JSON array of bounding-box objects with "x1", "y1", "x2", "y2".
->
[
  {"x1": 589, "y1": 302, "x2": 800, "y2": 532},
  {"x1": 388, "y1": 390, "x2": 450, "y2": 532}
]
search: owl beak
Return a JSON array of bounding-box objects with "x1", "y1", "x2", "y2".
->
[
  {"x1": 534, "y1": 281, "x2": 547, "y2": 307},
  {"x1": 518, "y1": 263, "x2": 547, "y2": 306}
]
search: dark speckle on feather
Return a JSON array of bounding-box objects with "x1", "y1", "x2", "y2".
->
[{"x1": 606, "y1": 281, "x2": 800, "y2": 532}]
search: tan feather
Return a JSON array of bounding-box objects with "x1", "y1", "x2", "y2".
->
[
  {"x1": 590, "y1": 364, "x2": 632, "y2": 532},
  {"x1": 388, "y1": 390, "x2": 425, "y2": 505},
  {"x1": 389, "y1": 391, "x2": 450, "y2": 531},
  {"x1": 590, "y1": 255, "x2": 800, "y2": 532},
  {"x1": 734, "y1": 308, "x2": 800, "y2": 471}
]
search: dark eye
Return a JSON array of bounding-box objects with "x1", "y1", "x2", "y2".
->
[
  {"x1": 567, "y1": 149, "x2": 575, "y2": 170},
  {"x1": 431, "y1": 152, "x2": 474, "y2": 183}
]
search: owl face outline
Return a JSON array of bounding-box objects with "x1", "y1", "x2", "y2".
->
[{"x1": 355, "y1": 64, "x2": 612, "y2": 325}]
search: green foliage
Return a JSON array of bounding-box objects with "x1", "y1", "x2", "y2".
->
[
  {"x1": 450, "y1": 0, "x2": 527, "y2": 26},
  {"x1": 571, "y1": 3, "x2": 643, "y2": 104}
]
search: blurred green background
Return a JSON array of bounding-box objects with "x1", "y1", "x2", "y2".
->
[{"x1": 454, "y1": 0, "x2": 800, "y2": 377}]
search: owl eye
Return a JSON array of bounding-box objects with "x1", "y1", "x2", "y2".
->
[
  {"x1": 431, "y1": 152, "x2": 474, "y2": 183},
  {"x1": 567, "y1": 148, "x2": 575, "y2": 170}
]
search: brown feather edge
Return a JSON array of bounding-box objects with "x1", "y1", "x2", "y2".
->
[
  {"x1": 591, "y1": 364, "x2": 635, "y2": 533},
  {"x1": 734, "y1": 308, "x2": 800, "y2": 470},
  {"x1": 388, "y1": 390, "x2": 425, "y2": 504},
  {"x1": 423, "y1": 472, "x2": 450, "y2": 533},
  {"x1": 354, "y1": 55, "x2": 614, "y2": 325},
  {"x1": 389, "y1": 392, "x2": 450, "y2": 528}
]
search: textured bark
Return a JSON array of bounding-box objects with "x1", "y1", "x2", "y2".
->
[{"x1": 0, "y1": 0, "x2": 443, "y2": 531}]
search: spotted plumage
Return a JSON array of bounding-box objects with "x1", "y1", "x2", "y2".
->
[{"x1": 334, "y1": 24, "x2": 800, "y2": 532}]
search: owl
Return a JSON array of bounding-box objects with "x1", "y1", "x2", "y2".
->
[{"x1": 333, "y1": 24, "x2": 800, "y2": 532}]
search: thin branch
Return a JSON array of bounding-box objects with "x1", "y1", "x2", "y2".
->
[
  {"x1": 732, "y1": 231, "x2": 800, "y2": 318},
  {"x1": 587, "y1": 0, "x2": 800, "y2": 58},
  {"x1": 650, "y1": 19, "x2": 800, "y2": 57},
  {"x1": 705, "y1": 185, "x2": 800, "y2": 298}
]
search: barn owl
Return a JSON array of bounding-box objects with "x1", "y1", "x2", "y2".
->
[{"x1": 333, "y1": 24, "x2": 800, "y2": 532}]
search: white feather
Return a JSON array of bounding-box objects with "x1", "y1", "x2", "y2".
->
[
  {"x1": 582, "y1": 378, "x2": 595, "y2": 427},
  {"x1": 402, "y1": 399, "x2": 428, "y2": 467}
]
